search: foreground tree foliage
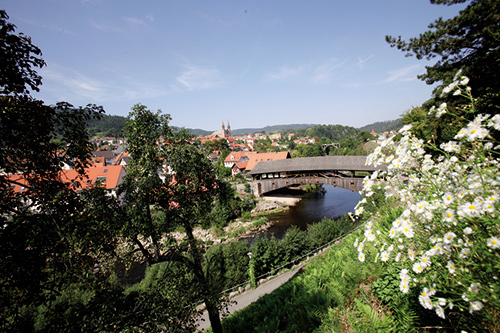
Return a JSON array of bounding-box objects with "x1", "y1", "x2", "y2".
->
[
  {"x1": 387, "y1": 0, "x2": 500, "y2": 144},
  {"x1": 0, "y1": 10, "x2": 123, "y2": 331},
  {"x1": 0, "y1": 10, "x2": 211, "y2": 332},
  {"x1": 118, "y1": 105, "x2": 228, "y2": 332}
]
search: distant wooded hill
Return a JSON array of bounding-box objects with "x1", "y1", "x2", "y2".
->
[
  {"x1": 87, "y1": 115, "x2": 127, "y2": 138},
  {"x1": 86, "y1": 114, "x2": 402, "y2": 138},
  {"x1": 358, "y1": 119, "x2": 403, "y2": 133},
  {"x1": 231, "y1": 124, "x2": 316, "y2": 136}
]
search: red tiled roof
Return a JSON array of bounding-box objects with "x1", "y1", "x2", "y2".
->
[
  {"x1": 234, "y1": 161, "x2": 248, "y2": 170},
  {"x1": 60, "y1": 165, "x2": 126, "y2": 190},
  {"x1": 224, "y1": 151, "x2": 248, "y2": 163},
  {"x1": 245, "y1": 151, "x2": 290, "y2": 171},
  {"x1": 6, "y1": 165, "x2": 126, "y2": 194}
]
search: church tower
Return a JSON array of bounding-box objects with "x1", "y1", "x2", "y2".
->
[{"x1": 221, "y1": 121, "x2": 231, "y2": 138}]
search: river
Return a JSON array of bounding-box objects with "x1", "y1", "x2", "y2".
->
[{"x1": 250, "y1": 184, "x2": 360, "y2": 240}]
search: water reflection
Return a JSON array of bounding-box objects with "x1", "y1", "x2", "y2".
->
[{"x1": 252, "y1": 184, "x2": 360, "y2": 240}]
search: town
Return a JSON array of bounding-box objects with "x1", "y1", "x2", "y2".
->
[{"x1": 2, "y1": 0, "x2": 499, "y2": 331}]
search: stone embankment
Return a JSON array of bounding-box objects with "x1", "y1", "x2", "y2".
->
[
  {"x1": 170, "y1": 195, "x2": 302, "y2": 243},
  {"x1": 252, "y1": 195, "x2": 302, "y2": 212}
]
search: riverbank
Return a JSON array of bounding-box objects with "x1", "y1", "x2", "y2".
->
[{"x1": 169, "y1": 194, "x2": 303, "y2": 244}]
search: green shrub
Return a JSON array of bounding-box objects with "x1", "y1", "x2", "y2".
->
[{"x1": 252, "y1": 216, "x2": 268, "y2": 227}]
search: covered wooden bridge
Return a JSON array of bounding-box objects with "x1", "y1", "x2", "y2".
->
[{"x1": 248, "y1": 156, "x2": 386, "y2": 196}]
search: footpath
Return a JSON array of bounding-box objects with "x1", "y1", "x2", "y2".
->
[{"x1": 196, "y1": 265, "x2": 303, "y2": 331}]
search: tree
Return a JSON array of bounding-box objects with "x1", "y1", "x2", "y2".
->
[
  {"x1": 203, "y1": 138, "x2": 229, "y2": 152},
  {"x1": 0, "y1": 10, "x2": 125, "y2": 331},
  {"x1": 119, "y1": 104, "x2": 174, "y2": 264},
  {"x1": 162, "y1": 137, "x2": 226, "y2": 333},
  {"x1": 387, "y1": 0, "x2": 500, "y2": 142},
  {"x1": 119, "y1": 108, "x2": 227, "y2": 332},
  {"x1": 0, "y1": 10, "x2": 44, "y2": 96},
  {"x1": 358, "y1": 131, "x2": 374, "y2": 142}
]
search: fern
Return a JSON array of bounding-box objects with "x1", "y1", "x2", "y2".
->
[
  {"x1": 388, "y1": 298, "x2": 418, "y2": 332},
  {"x1": 354, "y1": 297, "x2": 394, "y2": 332}
]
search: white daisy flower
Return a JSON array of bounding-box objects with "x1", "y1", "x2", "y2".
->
[
  {"x1": 443, "y1": 232, "x2": 457, "y2": 244},
  {"x1": 469, "y1": 301, "x2": 483, "y2": 313},
  {"x1": 442, "y1": 192, "x2": 454, "y2": 205},
  {"x1": 400, "y1": 281, "x2": 409, "y2": 293},
  {"x1": 487, "y1": 236, "x2": 500, "y2": 249},
  {"x1": 413, "y1": 262, "x2": 424, "y2": 274},
  {"x1": 459, "y1": 248, "x2": 470, "y2": 259}
]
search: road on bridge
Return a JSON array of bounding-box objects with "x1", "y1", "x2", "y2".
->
[{"x1": 196, "y1": 265, "x2": 303, "y2": 331}]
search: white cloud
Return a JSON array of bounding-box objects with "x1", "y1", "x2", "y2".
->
[
  {"x1": 384, "y1": 64, "x2": 421, "y2": 83},
  {"x1": 123, "y1": 16, "x2": 146, "y2": 26},
  {"x1": 175, "y1": 65, "x2": 223, "y2": 91},
  {"x1": 38, "y1": 64, "x2": 169, "y2": 104},
  {"x1": 267, "y1": 65, "x2": 304, "y2": 81},
  {"x1": 310, "y1": 58, "x2": 347, "y2": 84},
  {"x1": 90, "y1": 20, "x2": 122, "y2": 33},
  {"x1": 356, "y1": 55, "x2": 374, "y2": 70}
]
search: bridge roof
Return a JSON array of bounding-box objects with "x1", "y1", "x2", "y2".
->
[{"x1": 249, "y1": 156, "x2": 386, "y2": 175}]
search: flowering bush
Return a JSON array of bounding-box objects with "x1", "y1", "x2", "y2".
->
[{"x1": 354, "y1": 73, "x2": 500, "y2": 322}]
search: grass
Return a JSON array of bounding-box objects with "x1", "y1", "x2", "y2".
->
[{"x1": 219, "y1": 229, "x2": 383, "y2": 332}]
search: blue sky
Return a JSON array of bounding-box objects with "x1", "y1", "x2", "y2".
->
[{"x1": 4, "y1": 0, "x2": 465, "y2": 131}]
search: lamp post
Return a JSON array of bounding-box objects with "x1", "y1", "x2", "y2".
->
[{"x1": 247, "y1": 252, "x2": 256, "y2": 289}]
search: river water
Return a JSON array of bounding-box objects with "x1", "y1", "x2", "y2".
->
[{"x1": 251, "y1": 184, "x2": 360, "y2": 240}]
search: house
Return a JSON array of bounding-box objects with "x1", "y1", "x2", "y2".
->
[
  {"x1": 209, "y1": 150, "x2": 222, "y2": 163},
  {"x1": 245, "y1": 151, "x2": 291, "y2": 172},
  {"x1": 60, "y1": 165, "x2": 127, "y2": 198},
  {"x1": 244, "y1": 136, "x2": 255, "y2": 144},
  {"x1": 6, "y1": 165, "x2": 127, "y2": 208},
  {"x1": 224, "y1": 151, "x2": 249, "y2": 168},
  {"x1": 294, "y1": 139, "x2": 309, "y2": 145},
  {"x1": 92, "y1": 150, "x2": 116, "y2": 166},
  {"x1": 231, "y1": 161, "x2": 248, "y2": 177},
  {"x1": 268, "y1": 133, "x2": 282, "y2": 141},
  {"x1": 113, "y1": 152, "x2": 130, "y2": 167}
]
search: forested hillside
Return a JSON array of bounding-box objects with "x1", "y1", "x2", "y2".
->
[
  {"x1": 85, "y1": 114, "x2": 400, "y2": 140},
  {"x1": 358, "y1": 119, "x2": 402, "y2": 133},
  {"x1": 86, "y1": 114, "x2": 127, "y2": 137},
  {"x1": 231, "y1": 124, "x2": 316, "y2": 136}
]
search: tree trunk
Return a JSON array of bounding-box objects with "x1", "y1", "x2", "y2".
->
[
  {"x1": 184, "y1": 224, "x2": 223, "y2": 333},
  {"x1": 133, "y1": 236, "x2": 152, "y2": 264},
  {"x1": 146, "y1": 198, "x2": 161, "y2": 261}
]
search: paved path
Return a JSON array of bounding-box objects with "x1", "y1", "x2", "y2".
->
[{"x1": 196, "y1": 266, "x2": 303, "y2": 331}]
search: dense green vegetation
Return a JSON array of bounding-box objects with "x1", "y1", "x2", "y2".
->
[
  {"x1": 134, "y1": 214, "x2": 361, "y2": 301},
  {"x1": 218, "y1": 1, "x2": 500, "y2": 331},
  {"x1": 86, "y1": 114, "x2": 127, "y2": 137},
  {"x1": 3, "y1": 0, "x2": 499, "y2": 330},
  {"x1": 390, "y1": 0, "x2": 500, "y2": 146},
  {"x1": 358, "y1": 119, "x2": 402, "y2": 133}
]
